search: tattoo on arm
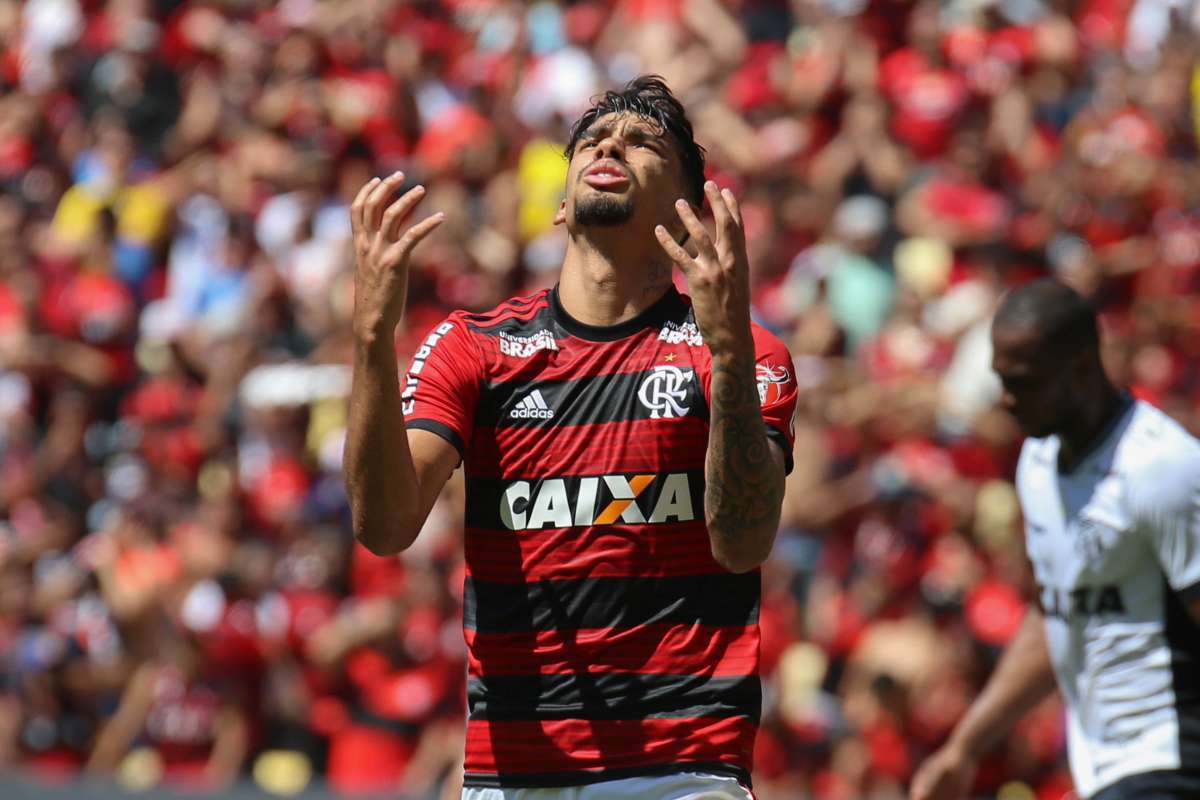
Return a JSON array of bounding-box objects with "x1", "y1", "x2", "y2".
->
[{"x1": 706, "y1": 350, "x2": 784, "y2": 550}]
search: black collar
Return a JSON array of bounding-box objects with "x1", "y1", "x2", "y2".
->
[{"x1": 549, "y1": 284, "x2": 686, "y2": 342}]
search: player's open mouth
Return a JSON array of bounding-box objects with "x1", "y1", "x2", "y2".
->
[{"x1": 583, "y1": 161, "x2": 631, "y2": 189}]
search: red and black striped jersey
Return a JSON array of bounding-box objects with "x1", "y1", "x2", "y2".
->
[{"x1": 402, "y1": 285, "x2": 798, "y2": 789}]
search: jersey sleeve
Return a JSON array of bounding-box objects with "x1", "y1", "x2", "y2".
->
[
  {"x1": 401, "y1": 314, "x2": 483, "y2": 462},
  {"x1": 1134, "y1": 449, "x2": 1200, "y2": 602},
  {"x1": 752, "y1": 325, "x2": 799, "y2": 475}
]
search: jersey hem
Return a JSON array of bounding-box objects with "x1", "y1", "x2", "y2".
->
[{"x1": 462, "y1": 760, "x2": 751, "y2": 789}]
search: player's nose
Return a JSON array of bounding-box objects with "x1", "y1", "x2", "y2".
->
[{"x1": 593, "y1": 135, "x2": 626, "y2": 161}]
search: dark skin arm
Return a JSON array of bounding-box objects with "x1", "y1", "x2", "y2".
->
[
  {"x1": 656, "y1": 181, "x2": 787, "y2": 572},
  {"x1": 86, "y1": 664, "x2": 157, "y2": 774},
  {"x1": 0, "y1": 694, "x2": 21, "y2": 767},
  {"x1": 910, "y1": 608, "x2": 1059, "y2": 800},
  {"x1": 204, "y1": 705, "x2": 249, "y2": 789},
  {"x1": 909, "y1": 571, "x2": 1200, "y2": 800}
]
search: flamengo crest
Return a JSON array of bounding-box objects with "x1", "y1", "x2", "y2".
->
[{"x1": 638, "y1": 366, "x2": 694, "y2": 419}]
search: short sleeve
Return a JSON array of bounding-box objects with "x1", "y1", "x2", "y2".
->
[
  {"x1": 401, "y1": 315, "x2": 483, "y2": 462},
  {"x1": 752, "y1": 325, "x2": 799, "y2": 475},
  {"x1": 1135, "y1": 450, "x2": 1200, "y2": 602}
]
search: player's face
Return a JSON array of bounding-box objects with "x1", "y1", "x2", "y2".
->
[
  {"x1": 991, "y1": 324, "x2": 1075, "y2": 438},
  {"x1": 557, "y1": 112, "x2": 690, "y2": 232}
]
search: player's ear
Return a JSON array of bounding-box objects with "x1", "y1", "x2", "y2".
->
[{"x1": 553, "y1": 199, "x2": 566, "y2": 226}]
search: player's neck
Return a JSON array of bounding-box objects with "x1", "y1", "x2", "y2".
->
[
  {"x1": 1057, "y1": 383, "x2": 1128, "y2": 473},
  {"x1": 557, "y1": 236, "x2": 674, "y2": 327}
]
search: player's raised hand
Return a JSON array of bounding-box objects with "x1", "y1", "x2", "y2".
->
[
  {"x1": 654, "y1": 181, "x2": 752, "y2": 357},
  {"x1": 350, "y1": 172, "x2": 444, "y2": 346},
  {"x1": 909, "y1": 745, "x2": 976, "y2": 800}
]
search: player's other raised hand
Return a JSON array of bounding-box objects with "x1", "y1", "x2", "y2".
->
[
  {"x1": 654, "y1": 180, "x2": 752, "y2": 357},
  {"x1": 349, "y1": 172, "x2": 444, "y2": 346}
]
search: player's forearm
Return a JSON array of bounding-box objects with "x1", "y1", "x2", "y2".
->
[
  {"x1": 344, "y1": 339, "x2": 422, "y2": 555},
  {"x1": 705, "y1": 347, "x2": 784, "y2": 572},
  {"x1": 946, "y1": 608, "x2": 1058, "y2": 759}
]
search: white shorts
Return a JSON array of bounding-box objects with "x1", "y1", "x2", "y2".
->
[{"x1": 461, "y1": 771, "x2": 753, "y2": 800}]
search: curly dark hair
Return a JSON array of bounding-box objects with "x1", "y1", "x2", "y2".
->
[{"x1": 565, "y1": 75, "x2": 707, "y2": 205}]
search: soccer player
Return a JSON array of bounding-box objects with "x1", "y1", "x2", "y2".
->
[
  {"x1": 911, "y1": 279, "x2": 1200, "y2": 800},
  {"x1": 343, "y1": 76, "x2": 798, "y2": 799}
]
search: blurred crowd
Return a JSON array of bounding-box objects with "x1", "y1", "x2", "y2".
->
[{"x1": 0, "y1": 0, "x2": 1198, "y2": 798}]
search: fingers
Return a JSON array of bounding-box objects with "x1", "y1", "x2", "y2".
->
[
  {"x1": 674, "y1": 199, "x2": 714, "y2": 258},
  {"x1": 721, "y1": 186, "x2": 743, "y2": 230},
  {"x1": 380, "y1": 184, "x2": 427, "y2": 242},
  {"x1": 364, "y1": 171, "x2": 407, "y2": 233},
  {"x1": 704, "y1": 181, "x2": 735, "y2": 246},
  {"x1": 383, "y1": 212, "x2": 446, "y2": 265},
  {"x1": 654, "y1": 225, "x2": 693, "y2": 274},
  {"x1": 350, "y1": 177, "x2": 380, "y2": 236}
]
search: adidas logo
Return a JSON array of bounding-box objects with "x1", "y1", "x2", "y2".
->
[{"x1": 510, "y1": 389, "x2": 554, "y2": 419}]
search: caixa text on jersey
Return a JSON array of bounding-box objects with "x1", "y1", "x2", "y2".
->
[{"x1": 498, "y1": 473, "x2": 696, "y2": 531}]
